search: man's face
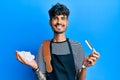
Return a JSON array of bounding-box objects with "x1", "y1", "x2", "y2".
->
[{"x1": 49, "y1": 15, "x2": 68, "y2": 34}]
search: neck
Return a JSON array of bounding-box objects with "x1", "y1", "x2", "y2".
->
[{"x1": 53, "y1": 33, "x2": 66, "y2": 42}]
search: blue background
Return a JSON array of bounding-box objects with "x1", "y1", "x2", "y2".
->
[{"x1": 0, "y1": 0, "x2": 120, "y2": 80}]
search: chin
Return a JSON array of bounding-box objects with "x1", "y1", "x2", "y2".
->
[{"x1": 54, "y1": 31, "x2": 65, "y2": 34}]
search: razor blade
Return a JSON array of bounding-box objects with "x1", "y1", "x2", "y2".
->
[{"x1": 85, "y1": 40, "x2": 96, "y2": 52}]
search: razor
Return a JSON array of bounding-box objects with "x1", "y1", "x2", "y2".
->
[{"x1": 85, "y1": 40, "x2": 96, "y2": 52}]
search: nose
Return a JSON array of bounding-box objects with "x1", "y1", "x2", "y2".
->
[{"x1": 57, "y1": 19, "x2": 62, "y2": 24}]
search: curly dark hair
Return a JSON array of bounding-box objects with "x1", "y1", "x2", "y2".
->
[{"x1": 48, "y1": 3, "x2": 70, "y2": 20}]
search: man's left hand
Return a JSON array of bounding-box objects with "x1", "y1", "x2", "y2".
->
[{"x1": 83, "y1": 51, "x2": 100, "y2": 68}]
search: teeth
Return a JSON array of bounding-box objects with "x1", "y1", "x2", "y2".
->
[{"x1": 56, "y1": 25, "x2": 62, "y2": 29}]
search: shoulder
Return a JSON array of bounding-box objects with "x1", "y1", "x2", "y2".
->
[{"x1": 68, "y1": 39, "x2": 83, "y2": 47}]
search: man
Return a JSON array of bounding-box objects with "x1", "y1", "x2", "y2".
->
[{"x1": 16, "y1": 3, "x2": 100, "y2": 80}]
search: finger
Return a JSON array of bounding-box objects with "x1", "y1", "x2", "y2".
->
[
  {"x1": 17, "y1": 55, "x2": 26, "y2": 64},
  {"x1": 93, "y1": 52, "x2": 100, "y2": 57},
  {"x1": 16, "y1": 51, "x2": 26, "y2": 64},
  {"x1": 89, "y1": 57, "x2": 97, "y2": 61},
  {"x1": 16, "y1": 51, "x2": 20, "y2": 60},
  {"x1": 93, "y1": 53, "x2": 100, "y2": 59},
  {"x1": 18, "y1": 55, "x2": 26, "y2": 64},
  {"x1": 88, "y1": 59, "x2": 95, "y2": 66},
  {"x1": 90, "y1": 52, "x2": 100, "y2": 59}
]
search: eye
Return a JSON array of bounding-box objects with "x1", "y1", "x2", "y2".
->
[
  {"x1": 53, "y1": 16, "x2": 58, "y2": 20},
  {"x1": 61, "y1": 17, "x2": 66, "y2": 20}
]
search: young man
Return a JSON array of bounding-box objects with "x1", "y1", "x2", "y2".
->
[{"x1": 16, "y1": 3, "x2": 100, "y2": 80}]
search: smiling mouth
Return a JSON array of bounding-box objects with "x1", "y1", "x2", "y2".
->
[{"x1": 55, "y1": 24, "x2": 64, "y2": 29}]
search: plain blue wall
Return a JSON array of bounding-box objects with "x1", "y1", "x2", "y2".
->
[{"x1": 0, "y1": 0, "x2": 120, "y2": 80}]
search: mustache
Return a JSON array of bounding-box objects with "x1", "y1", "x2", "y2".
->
[{"x1": 55, "y1": 23, "x2": 64, "y2": 26}]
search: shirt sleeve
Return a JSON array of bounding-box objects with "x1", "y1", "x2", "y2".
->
[
  {"x1": 36, "y1": 44, "x2": 46, "y2": 73},
  {"x1": 71, "y1": 42, "x2": 85, "y2": 72},
  {"x1": 76, "y1": 43, "x2": 85, "y2": 70}
]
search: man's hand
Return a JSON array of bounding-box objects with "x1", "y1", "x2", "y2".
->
[
  {"x1": 15, "y1": 51, "x2": 38, "y2": 69},
  {"x1": 83, "y1": 51, "x2": 100, "y2": 67}
]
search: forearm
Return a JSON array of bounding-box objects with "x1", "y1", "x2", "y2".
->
[
  {"x1": 78, "y1": 68, "x2": 86, "y2": 80},
  {"x1": 33, "y1": 67, "x2": 46, "y2": 80}
]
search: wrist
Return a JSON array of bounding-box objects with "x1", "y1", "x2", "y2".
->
[
  {"x1": 31, "y1": 63, "x2": 38, "y2": 69},
  {"x1": 82, "y1": 64, "x2": 87, "y2": 69},
  {"x1": 32, "y1": 66, "x2": 39, "y2": 72}
]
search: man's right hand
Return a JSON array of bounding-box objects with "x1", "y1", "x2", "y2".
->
[{"x1": 15, "y1": 51, "x2": 38, "y2": 69}]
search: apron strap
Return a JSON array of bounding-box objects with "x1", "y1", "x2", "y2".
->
[{"x1": 42, "y1": 40, "x2": 53, "y2": 73}]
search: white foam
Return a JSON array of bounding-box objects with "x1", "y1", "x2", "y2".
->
[{"x1": 18, "y1": 51, "x2": 35, "y2": 62}]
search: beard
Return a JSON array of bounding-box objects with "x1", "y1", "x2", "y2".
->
[
  {"x1": 52, "y1": 24, "x2": 67, "y2": 34},
  {"x1": 53, "y1": 30, "x2": 65, "y2": 34}
]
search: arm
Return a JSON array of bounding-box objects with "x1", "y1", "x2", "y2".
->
[
  {"x1": 77, "y1": 68, "x2": 86, "y2": 80},
  {"x1": 78, "y1": 51, "x2": 100, "y2": 80},
  {"x1": 16, "y1": 51, "x2": 46, "y2": 80},
  {"x1": 33, "y1": 67, "x2": 46, "y2": 80}
]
